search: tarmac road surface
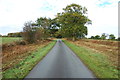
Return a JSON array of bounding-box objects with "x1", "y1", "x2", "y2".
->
[{"x1": 25, "y1": 39, "x2": 96, "y2": 79}]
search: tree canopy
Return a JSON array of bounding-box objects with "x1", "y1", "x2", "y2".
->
[
  {"x1": 56, "y1": 3, "x2": 91, "y2": 41},
  {"x1": 22, "y1": 3, "x2": 92, "y2": 43},
  {"x1": 109, "y1": 34, "x2": 115, "y2": 40}
]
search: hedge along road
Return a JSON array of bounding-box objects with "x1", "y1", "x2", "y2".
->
[{"x1": 24, "y1": 39, "x2": 96, "y2": 79}]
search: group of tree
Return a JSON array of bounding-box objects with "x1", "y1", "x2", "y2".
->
[
  {"x1": 22, "y1": 17, "x2": 62, "y2": 43},
  {"x1": 7, "y1": 32, "x2": 23, "y2": 37},
  {"x1": 21, "y1": 3, "x2": 120, "y2": 43},
  {"x1": 90, "y1": 33, "x2": 117, "y2": 40},
  {"x1": 22, "y1": 3, "x2": 91, "y2": 43},
  {"x1": 0, "y1": 32, "x2": 23, "y2": 37}
]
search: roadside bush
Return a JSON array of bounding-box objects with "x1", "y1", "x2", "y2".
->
[
  {"x1": 15, "y1": 40, "x2": 28, "y2": 45},
  {"x1": 22, "y1": 21, "x2": 50, "y2": 44},
  {"x1": 22, "y1": 21, "x2": 37, "y2": 43}
]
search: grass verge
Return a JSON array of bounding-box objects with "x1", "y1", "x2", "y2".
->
[
  {"x1": 2, "y1": 40, "x2": 56, "y2": 78},
  {"x1": 64, "y1": 40, "x2": 118, "y2": 78}
]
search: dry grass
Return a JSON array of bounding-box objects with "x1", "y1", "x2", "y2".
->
[
  {"x1": 68, "y1": 39, "x2": 118, "y2": 69},
  {"x1": 2, "y1": 40, "x2": 51, "y2": 71},
  {"x1": 64, "y1": 40, "x2": 118, "y2": 78},
  {"x1": 2, "y1": 40, "x2": 56, "y2": 78}
]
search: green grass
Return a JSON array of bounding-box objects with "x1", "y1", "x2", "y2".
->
[
  {"x1": 64, "y1": 40, "x2": 118, "y2": 78},
  {"x1": 1, "y1": 37, "x2": 22, "y2": 44},
  {"x1": 2, "y1": 40, "x2": 56, "y2": 79}
]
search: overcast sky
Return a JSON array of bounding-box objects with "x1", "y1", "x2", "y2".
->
[{"x1": 0, "y1": 0, "x2": 119, "y2": 38}]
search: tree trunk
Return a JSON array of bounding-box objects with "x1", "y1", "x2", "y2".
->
[{"x1": 72, "y1": 37, "x2": 75, "y2": 41}]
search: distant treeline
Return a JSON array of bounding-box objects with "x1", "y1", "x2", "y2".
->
[
  {"x1": 89, "y1": 33, "x2": 120, "y2": 41},
  {"x1": 1, "y1": 32, "x2": 23, "y2": 37},
  {"x1": 0, "y1": 32, "x2": 119, "y2": 41}
]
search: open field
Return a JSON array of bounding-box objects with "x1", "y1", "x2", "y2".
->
[
  {"x1": 1, "y1": 37, "x2": 22, "y2": 44},
  {"x1": 2, "y1": 39, "x2": 56, "y2": 78},
  {"x1": 64, "y1": 39, "x2": 119, "y2": 78},
  {"x1": 70, "y1": 39, "x2": 118, "y2": 67}
]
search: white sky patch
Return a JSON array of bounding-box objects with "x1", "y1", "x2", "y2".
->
[{"x1": 0, "y1": 0, "x2": 119, "y2": 38}]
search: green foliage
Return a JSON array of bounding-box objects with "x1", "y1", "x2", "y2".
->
[
  {"x1": 109, "y1": 34, "x2": 115, "y2": 40},
  {"x1": 101, "y1": 33, "x2": 108, "y2": 40},
  {"x1": 56, "y1": 3, "x2": 91, "y2": 40},
  {"x1": 90, "y1": 36, "x2": 95, "y2": 39},
  {"x1": 90, "y1": 34, "x2": 117, "y2": 40},
  {"x1": 36, "y1": 17, "x2": 52, "y2": 29},
  {"x1": 94, "y1": 35, "x2": 101, "y2": 39},
  {"x1": 7, "y1": 32, "x2": 22, "y2": 37},
  {"x1": 90, "y1": 35, "x2": 101, "y2": 39},
  {"x1": 47, "y1": 18, "x2": 60, "y2": 37},
  {"x1": 36, "y1": 17, "x2": 61, "y2": 38},
  {"x1": 22, "y1": 4, "x2": 92, "y2": 40},
  {"x1": 22, "y1": 4, "x2": 92, "y2": 41}
]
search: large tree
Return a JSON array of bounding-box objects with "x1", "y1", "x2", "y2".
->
[
  {"x1": 94, "y1": 35, "x2": 101, "y2": 39},
  {"x1": 37, "y1": 17, "x2": 61, "y2": 38},
  {"x1": 56, "y1": 3, "x2": 91, "y2": 41},
  {"x1": 109, "y1": 34, "x2": 115, "y2": 40},
  {"x1": 101, "y1": 33, "x2": 108, "y2": 40},
  {"x1": 36, "y1": 17, "x2": 52, "y2": 38},
  {"x1": 36, "y1": 17, "x2": 51, "y2": 29}
]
